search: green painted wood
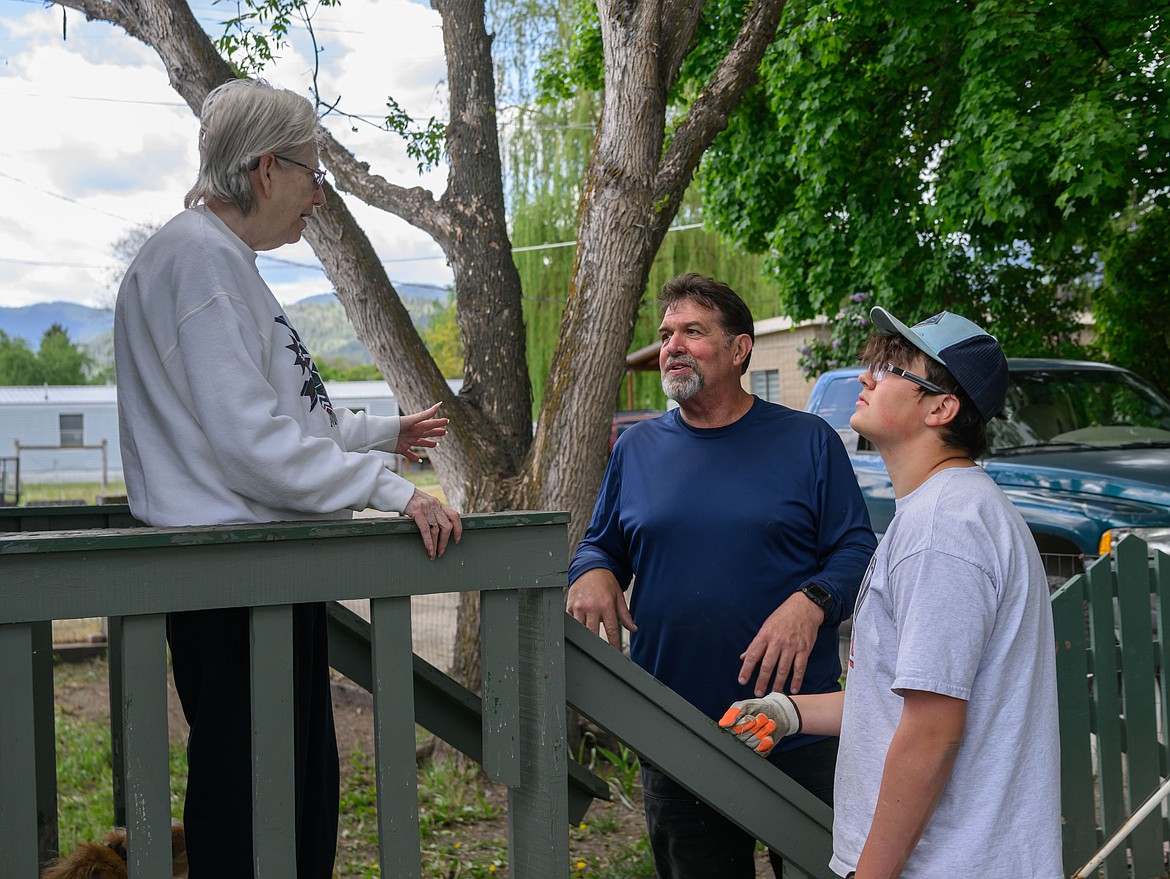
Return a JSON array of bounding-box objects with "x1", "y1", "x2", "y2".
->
[
  {"x1": 1087, "y1": 555, "x2": 1127, "y2": 879},
  {"x1": 0, "y1": 510, "x2": 567, "y2": 552},
  {"x1": 31, "y1": 619, "x2": 59, "y2": 864},
  {"x1": 566, "y1": 618, "x2": 835, "y2": 879},
  {"x1": 1155, "y1": 551, "x2": 1170, "y2": 845},
  {"x1": 1114, "y1": 537, "x2": 1163, "y2": 877},
  {"x1": 108, "y1": 617, "x2": 128, "y2": 828},
  {"x1": 0, "y1": 623, "x2": 40, "y2": 878},
  {"x1": 1052, "y1": 574, "x2": 1099, "y2": 871},
  {"x1": 249, "y1": 605, "x2": 297, "y2": 878},
  {"x1": 325, "y1": 603, "x2": 609, "y2": 825},
  {"x1": 370, "y1": 597, "x2": 422, "y2": 879},
  {"x1": 118, "y1": 614, "x2": 173, "y2": 879},
  {"x1": 0, "y1": 517, "x2": 570, "y2": 624},
  {"x1": 509, "y1": 588, "x2": 569, "y2": 878},
  {"x1": 481, "y1": 590, "x2": 520, "y2": 786},
  {"x1": 0, "y1": 504, "x2": 139, "y2": 532}
]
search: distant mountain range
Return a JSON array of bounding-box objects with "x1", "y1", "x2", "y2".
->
[{"x1": 0, "y1": 284, "x2": 449, "y2": 369}]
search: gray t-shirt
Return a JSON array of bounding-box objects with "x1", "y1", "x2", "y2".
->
[{"x1": 831, "y1": 467, "x2": 1062, "y2": 877}]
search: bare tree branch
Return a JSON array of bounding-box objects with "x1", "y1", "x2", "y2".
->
[
  {"x1": 660, "y1": 0, "x2": 706, "y2": 92},
  {"x1": 318, "y1": 134, "x2": 455, "y2": 250}
]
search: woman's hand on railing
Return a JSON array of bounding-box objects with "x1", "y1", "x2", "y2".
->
[{"x1": 403, "y1": 488, "x2": 462, "y2": 560}]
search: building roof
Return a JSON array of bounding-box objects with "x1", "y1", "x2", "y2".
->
[
  {"x1": 0, "y1": 385, "x2": 118, "y2": 406},
  {"x1": 0, "y1": 379, "x2": 464, "y2": 406}
]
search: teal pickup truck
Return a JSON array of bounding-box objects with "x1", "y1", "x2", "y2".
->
[{"x1": 805, "y1": 359, "x2": 1170, "y2": 580}]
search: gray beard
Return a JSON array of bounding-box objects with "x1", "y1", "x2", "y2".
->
[{"x1": 662, "y1": 369, "x2": 704, "y2": 403}]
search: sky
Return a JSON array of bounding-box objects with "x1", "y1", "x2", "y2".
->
[{"x1": 0, "y1": 0, "x2": 457, "y2": 309}]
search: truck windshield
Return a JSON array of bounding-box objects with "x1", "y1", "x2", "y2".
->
[{"x1": 988, "y1": 369, "x2": 1170, "y2": 453}]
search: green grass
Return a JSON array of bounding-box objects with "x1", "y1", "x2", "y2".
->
[
  {"x1": 20, "y1": 473, "x2": 433, "y2": 506},
  {"x1": 20, "y1": 481, "x2": 126, "y2": 506},
  {"x1": 54, "y1": 659, "x2": 186, "y2": 855}
]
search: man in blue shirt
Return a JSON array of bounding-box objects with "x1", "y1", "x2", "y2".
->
[{"x1": 568, "y1": 273, "x2": 875, "y2": 879}]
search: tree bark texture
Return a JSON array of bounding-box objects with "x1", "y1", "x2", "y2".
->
[{"x1": 52, "y1": 0, "x2": 787, "y2": 692}]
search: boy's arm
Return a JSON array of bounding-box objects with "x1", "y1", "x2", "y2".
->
[
  {"x1": 852, "y1": 689, "x2": 966, "y2": 879},
  {"x1": 720, "y1": 691, "x2": 844, "y2": 755}
]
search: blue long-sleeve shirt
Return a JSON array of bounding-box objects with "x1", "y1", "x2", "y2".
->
[{"x1": 569, "y1": 398, "x2": 875, "y2": 749}]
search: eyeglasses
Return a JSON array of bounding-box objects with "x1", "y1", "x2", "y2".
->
[
  {"x1": 871, "y1": 362, "x2": 948, "y2": 395},
  {"x1": 269, "y1": 154, "x2": 327, "y2": 189}
]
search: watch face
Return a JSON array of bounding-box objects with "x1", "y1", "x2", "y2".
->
[{"x1": 803, "y1": 584, "x2": 832, "y2": 609}]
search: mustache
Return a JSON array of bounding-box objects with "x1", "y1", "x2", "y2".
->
[{"x1": 664, "y1": 355, "x2": 698, "y2": 370}]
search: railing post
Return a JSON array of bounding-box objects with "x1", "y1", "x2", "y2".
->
[
  {"x1": 31, "y1": 618, "x2": 59, "y2": 864},
  {"x1": 0, "y1": 623, "x2": 40, "y2": 877},
  {"x1": 249, "y1": 604, "x2": 297, "y2": 878},
  {"x1": 509, "y1": 586, "x2": 569, "y2": 878},
  {"x1": 118, "y1": 613, "x2": 172, "y2": 878},
  {"x1": 481, "y1": 589, "x2": 520, "y2": 786},
  {"x1": 370, "y1": 595, "x2": 422, "y2": 878}
]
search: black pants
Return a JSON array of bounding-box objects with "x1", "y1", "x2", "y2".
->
[
  {"x1": 167, "y1": 603, "x2": 339, "y2": 879},
  {"x1": 641, "y1": 737, "x2": 838, "y2": 879}
]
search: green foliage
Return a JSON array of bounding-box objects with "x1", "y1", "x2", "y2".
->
[
  {"x1": 577, "y1": 732, "x2": 641, "y2": 810},
  {"x1": 797, "y1": 292, "x2": 874, "y2": 378},
  {"x1": 382, "y1": 97, "x2": 447, "y2": 175},
  {"x1": 37, "y1": 324, "x2": 95, "y2": 384},
  {"x1": 0, "y1": 330, "x2": 39, "y2": 384},
  {"x1": 215, "y1": 0, "x2": 339, "y2": 77},
  {"x1": 0, "y1": 324, "x2": 95, "y2": 385},
  {"x1": 420, "y1": 294, "x2": 464, "y2": 379},
  {"x1": 1098, "y1": 207, "x2": 1170, "y2": 393},
  {"x1": 315, "y1": 358, "x2": 383, "y2": 382},
  {"x1": 693, "y1": 0, "x2": 1164, "y2": 365}
]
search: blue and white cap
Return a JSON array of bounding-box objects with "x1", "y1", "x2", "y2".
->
[{"x1": 869, "y1": 307, "x2": 1009, "y2": 422}]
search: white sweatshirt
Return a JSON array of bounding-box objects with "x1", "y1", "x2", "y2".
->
[{"x1": 115, "y1": 205, "x2": 416, "y2": 526}]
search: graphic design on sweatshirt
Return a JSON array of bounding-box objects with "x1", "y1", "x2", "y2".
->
[{"x1": 275, "y1": 314, "x2": 338, "y2": 427}]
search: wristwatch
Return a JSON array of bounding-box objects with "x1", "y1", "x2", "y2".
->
[{"x1": 799, "y1": 582, "x2": 834, "y2": 616}]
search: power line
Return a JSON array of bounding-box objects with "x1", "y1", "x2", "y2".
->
[{"x1": 0, "y1": 171, "x2": 137, "y2": 223}]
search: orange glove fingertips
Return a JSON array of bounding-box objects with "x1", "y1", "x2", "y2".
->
[{"x1": 719, "y1": 707, "x2": 743, "y2": 728}]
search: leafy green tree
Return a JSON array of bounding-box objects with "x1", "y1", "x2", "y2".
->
[
  {"x1": 36, "y1": 324, "x2": 93, "y2": 385},
  {"x1": 691, "y1": 0, "x2": 1165, "y2": 360},
  {"x1": 0, "y1": 331, "x2": 41, "y2": 385},
  {"x1": 0, "y1": 325, "x2": 93, "y2": 385},
  {"x1": 314, "y1": 358, "x2": 384, "y2": 382},
  {"x1": 421, "y1": 294, "x2": 464, "y2": 380},
  {"x1": 1097, "y1": 208, "x2": 1170, "y2": 393}
]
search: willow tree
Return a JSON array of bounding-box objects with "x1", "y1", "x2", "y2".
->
[{"x1": 54, "y1": 0, "x2": 789, "y2": 686}]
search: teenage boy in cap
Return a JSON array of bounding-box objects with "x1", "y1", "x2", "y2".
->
[{"x1": 719, "y1": 309, "x2": 1062, "y2": 878}]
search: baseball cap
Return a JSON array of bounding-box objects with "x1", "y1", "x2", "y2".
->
[{"x1": 869, "y1": 307, "x2": 1009, "y2": 422}]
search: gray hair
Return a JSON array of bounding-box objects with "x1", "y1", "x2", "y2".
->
[{"x1": 184, "y1": 78, "x2": 320, "y2": 214}]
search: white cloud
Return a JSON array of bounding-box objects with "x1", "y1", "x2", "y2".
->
[{"x1": 0, "y1": 0, "x2": 453, "y2": 311}]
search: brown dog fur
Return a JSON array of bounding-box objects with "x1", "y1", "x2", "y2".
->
[{"x1": 40, "y1": 823, "x2": 187, "y2": 879}]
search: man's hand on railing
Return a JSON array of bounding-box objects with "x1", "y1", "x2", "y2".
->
[
  {"x1": 566, "y1": 568, "x2": 637, "y2": 650},
  {"x1": 718, "y1": 693, "x2": 803, "y2": 758}
]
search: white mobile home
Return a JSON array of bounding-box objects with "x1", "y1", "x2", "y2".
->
[{"x1": 0, "y1": 380, "x2": 457, "y2": 485}]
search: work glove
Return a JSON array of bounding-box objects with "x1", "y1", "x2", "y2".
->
[{"x1": 718, "y1": 693, "x2": 802, "y2": 758}]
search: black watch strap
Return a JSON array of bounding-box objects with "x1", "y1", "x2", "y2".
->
[{"x1": 800, "y1": 582, "x2": 834, "y2": 615}]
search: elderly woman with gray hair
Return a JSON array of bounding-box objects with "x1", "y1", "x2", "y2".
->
[{"x1": 115, "y1": 78, "x2": 461, "y2": 878}]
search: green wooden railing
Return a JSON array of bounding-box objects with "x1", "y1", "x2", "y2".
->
[
  {"x1": 0, "y1": 510, "x2": 573, "y2": 879},
  {"x1": 0, "y1": 506, "x2": 836, "y2": 879},
  {"x1": 11, "y1": 505, "x2": 1168, "y2": 877},
  {"x1": 1053, "y1": 535, "x2": 1170, "y2": 879}
]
